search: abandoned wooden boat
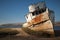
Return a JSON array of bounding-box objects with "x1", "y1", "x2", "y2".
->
[{"x1": 23, "y1": 2, "x2": 55, "y2": 37}]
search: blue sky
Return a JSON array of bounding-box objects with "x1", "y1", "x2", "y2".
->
[{"x1": 0, "y1": 0, "x2": 60, "y2": 25}]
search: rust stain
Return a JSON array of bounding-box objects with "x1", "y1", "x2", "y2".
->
[
  {"x1": 26, "y1": 13, "x2": 43, "y2": 27},
  {"x1": 31, "y1": 13, "x2": 43, "y2": 24}
]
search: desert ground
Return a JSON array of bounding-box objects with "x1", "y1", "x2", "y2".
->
[{"x1": 0, "y1": 28, "x2": 60, "y2": 40}]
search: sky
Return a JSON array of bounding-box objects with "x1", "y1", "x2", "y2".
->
[{"x1": 0, "y1": 0, "x2": 60, "y2": 25}]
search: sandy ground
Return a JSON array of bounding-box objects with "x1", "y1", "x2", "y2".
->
[{"x1": 0, "y1": 28, "x2": 60, "y2": 40}]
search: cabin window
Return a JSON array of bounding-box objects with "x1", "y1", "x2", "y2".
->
[
  {"x1": 32, "y1": 12, "x2": 35, "y2": 16},
  {"x1": 32, "y1": 11, "x2": 39, "y2": 16},
  {"x1": 31, "y1": 8, "x2": 46, "y2": 16},
  {"x1": 39, "y1": 8, "x2": 46, "y2": 13}
]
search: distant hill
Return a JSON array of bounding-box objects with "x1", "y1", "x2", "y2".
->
[
  {"x1": 0, "y1": 23, "x2": 23, "y2": 28},
  {"x1": 55, "y1": 22, "x2": 60, "y2": 26},
  {"x1": 0, "y1": 22, "x2": 60, "y2": 28}
]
